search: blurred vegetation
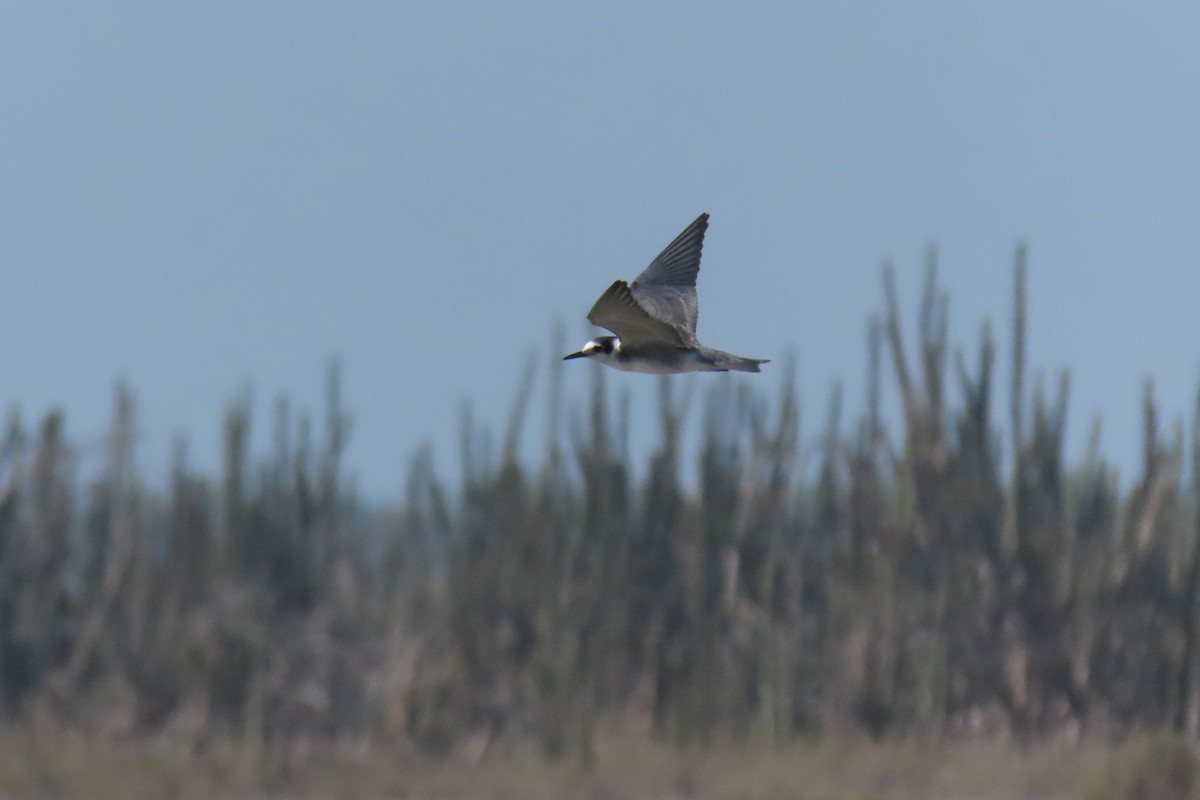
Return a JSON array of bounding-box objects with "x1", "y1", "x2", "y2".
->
[
  {"x1": 1080, "y1": 731, "x2": 1200, "y2": 800},
  {"x1": 3, "y1": 245, "x2": 1200, "y2": 788},
  {"x1": 0, "y1": 730, "x2": 1099, "y2": 800}
]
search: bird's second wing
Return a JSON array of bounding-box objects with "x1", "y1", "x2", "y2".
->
[
  {"x1": 628, "y1": 212, "x2": 707, "y2": 334},
  {"x1": 632, "y1": 212, "x2": 708, "y2": 288},
  {"x1": 587, "y1": 280, "x2": 694, "y2": 347}
]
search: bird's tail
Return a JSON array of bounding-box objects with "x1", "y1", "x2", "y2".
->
[
  {"x1": 726, "y1": 357, "x2": 770, "y2": 373},
  {"x1": 704, "y1": 348, "x2": 770, "y2": 373}
]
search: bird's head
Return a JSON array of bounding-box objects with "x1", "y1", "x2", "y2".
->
[{"x1": 563, "y1": 336, "x2": 618, "y2": 362}]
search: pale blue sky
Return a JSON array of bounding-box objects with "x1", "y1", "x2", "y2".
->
[{"x1": 4, "y1": 3, "x2": 1200, "y2": 498}]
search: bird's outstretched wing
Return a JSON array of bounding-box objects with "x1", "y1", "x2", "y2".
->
[
  {"x1": 629, "y1": 212, "x2": 706, "y2": 336},
  {"x1": 632, "y1": 212, "x2": 707, "y2": 289},
  {"x1": 586, "y1": 213, "x2": 708, "y2": 346}
]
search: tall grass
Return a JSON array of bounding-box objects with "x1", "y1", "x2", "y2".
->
[{"x1": 1, "y1": 246, "x2": 1199, "y2": 767}]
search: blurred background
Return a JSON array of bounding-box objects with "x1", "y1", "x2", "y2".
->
[{"x1": 3, "y1": 3, "x2": 1200, "y2": 798}]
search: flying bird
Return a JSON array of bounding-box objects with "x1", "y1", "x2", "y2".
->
[{"x1": 563, "y1": 213, "x2": 769, "y2": 373}]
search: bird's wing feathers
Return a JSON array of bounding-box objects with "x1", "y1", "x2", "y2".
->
[
  {"x1": 620, "y1": 212, "x2": 708, "y2": 337},
  {"x1": 587, "y1": 281, "x2": 694, "y2": 348},
  {"x1": 629, "y1": 283, "x2": 700, "y2": 338},
  {"x1": 586, "y1": 213, "x2": 710, "y2": 346},
  {"x1": 631, "y1": 212, "x2": 708, "y2": 289}
]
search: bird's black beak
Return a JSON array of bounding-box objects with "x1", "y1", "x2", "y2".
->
[{"x1": 563, "y1": 350, "x2": 588, "y2": 361}]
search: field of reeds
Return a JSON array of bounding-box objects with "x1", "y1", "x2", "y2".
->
[{"x1": 3, "y1": 247, "x2": 1200, "y2": 798}]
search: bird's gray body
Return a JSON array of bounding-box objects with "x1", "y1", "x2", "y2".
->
[
  {"x1": 577, "y1": 337, "x2": 764, "y2": 374},
  {"x1": 563, "y1": 213, "x2": 768, "y2": 374}
]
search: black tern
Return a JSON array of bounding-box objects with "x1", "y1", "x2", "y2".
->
[{"x1": 563, "y1": 213, "x2": 769, "y2": 373}]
